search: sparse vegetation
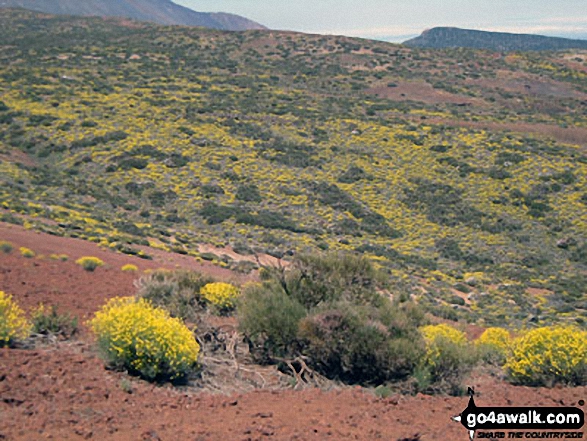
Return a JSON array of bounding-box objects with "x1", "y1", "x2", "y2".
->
[
  {"x1": 31, "y1": 304, "x2": 78, "y2": 340},
  {"x1": 0, "y1": 9, "x2": 585, "y2": 327},
  {"x1": 49, "y1": 253, "x2": 68, "y2": 261}
]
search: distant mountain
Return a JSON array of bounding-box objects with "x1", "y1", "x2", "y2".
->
[
  {"x1": 404, "y1": 27, "x2": 587, "y2": 51},
  {"x1": 0, "y1": 0, "x2": 267, "y2": 30}
]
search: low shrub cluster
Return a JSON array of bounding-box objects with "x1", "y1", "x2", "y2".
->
[
  {"x1": 89, "y1": 297, "x2": 200, "y2": 381},
  {"x1": 76, "y1": 256, "x2": 104, "y2": 271},
  {"x1": 299, "y1": 303, "x2": 425, "y2": 385},
  {"x1": 0, "y1": 291, "x2": 31, "y2": 347},
  {"x1": 242, "y1": 254, "x2": 587, "y2": 391}
]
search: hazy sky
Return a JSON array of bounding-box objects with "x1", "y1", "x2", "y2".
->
[{"x1": 176, "y1": 0, "x2": 587, "y2": 42}]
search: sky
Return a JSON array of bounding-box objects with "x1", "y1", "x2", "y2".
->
[{"x1": 176, "y1": 0, "x2": 587, "y2": 42}]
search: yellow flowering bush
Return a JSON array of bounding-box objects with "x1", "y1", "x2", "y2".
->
[
  {"x1": 505, "y1": 326, "x2": 587, "y2": 386},
  {"x1": 418, "y1": 324, "x2": 473, "y2": 395},
  {"x1": 200, "y1": 282, "x2": 240, "y2": 313},
  {"x1": 421, "y1": 324, "x2": 467, "y2": 365},
  {"x1": 475, "y1": 327, "x2": 511, "y2": 365},
  {"x1": 121, "y1": 264, "x2": 138, "y2": 272},
  {"x1": 76, "y1": 256, "x2": 104, "y2": 271},
  {"x1": 0, "y1": 291, "x2": 32, "y2": 346},
  {"x1": 89, "y1": 297, "x2": 200, "y2": 381},
  {"x1": 19, "y1": 247, "x2": 35, "y2": 258}
]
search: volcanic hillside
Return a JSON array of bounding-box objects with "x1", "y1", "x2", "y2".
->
[{"x1": 0, "y1": 9, "x2": 586, "y2": 327}]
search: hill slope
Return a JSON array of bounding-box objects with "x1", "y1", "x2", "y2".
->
[
  {"x1": 0, "y1": 9, "x2": 586, "y2": 327},
  {"x1": 404, "y1": 27, "x2": 587, "y2": 51},
  {"x1": 0, "y1": 0, "x2": 266, "y2": 30}
]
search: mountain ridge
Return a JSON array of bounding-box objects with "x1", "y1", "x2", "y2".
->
[
  {"x1": 404, "y1": 27, "x2": 587, "y2": 51},
  {"x1": 0, "y1": 0, "x2": 267, "y2": 30}
]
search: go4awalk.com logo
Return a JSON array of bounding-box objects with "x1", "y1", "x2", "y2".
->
[{"x1": 451, "y1": 388, "x2": 585, "y2": 440}]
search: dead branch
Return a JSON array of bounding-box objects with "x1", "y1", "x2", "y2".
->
[{"x1": 275, "y1": 356, "x2": 329, "y2": 389}]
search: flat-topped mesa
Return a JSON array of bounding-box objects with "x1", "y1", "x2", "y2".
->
[{"x1": 404, "y1": 27, "x2": 587, "y2": 51}]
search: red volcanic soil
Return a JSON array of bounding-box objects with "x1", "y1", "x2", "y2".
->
[
  {"x1": 1, "y1": 345, "x2": 585, "y2": 441},
  {"x1": 366, "y1": 81, "x2": 477, "y2": 105},
  {"x1": 1, "y1": 223, "x2": 586, "y2": 440},
  {"x1": 0, "y1": 222, "x2": 251, "y2": 319}
]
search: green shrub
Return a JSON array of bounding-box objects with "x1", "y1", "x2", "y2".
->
[
  {"x1": 239, "y1": 252, "x2": 427, "y2": 385},
  {"x1": 299, "y1": 304, "x2": 424, "y2": 384},
  {"x1": 31, "y1": 304, "x2": 78, "y2": 340},
  {"x1": 505, "y1": 326, "x2": 587, "y2": 387},
  {"x1": 238, "y1": 281, "x2": 306, "y2": 362},
  {"x1": 76, "y1": 256, "x2": 104, "y2": 271},
  {"x1": 448, "y1": 295, "x2": 466, "y2": 306},
  {"x1": 0, "y1": 291, "x2": 31, "y2": 347},
  {"x1": 199, "y1": 252, "x2": 218, "y2": 261},
  {"x1": 89, "y1": 297, "x2": 200, "y2": 382},
  {"x1": 268, "y1": 252, "x2": 387, "y2": 310},
  {"x1": 0, "y1": 240, "x2": 13, "y2": 253},
  {"x1": 374, "y1": 384, "x2": 393, "y2": 399},
  {"x1": 235, "y1": 183, "x2": 262, "y2": 202},
  {"x1": 136, "y1": 270, "x2": 213, "y2": 322},
  {"x1": 338, "y1": 165, "x2": 371, "y2": 184},
  {"x1": 235, "y1": 209, "x2": 304, "y2": 233}
]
